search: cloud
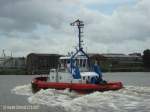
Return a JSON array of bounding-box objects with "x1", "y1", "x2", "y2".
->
[
  {"x1": 0, "y1": 0, "x2": 75, "y2": 33},
  {"x1": 0, "y1": 0, "x2": 149, "y2": 56},
  {"x1": 80, "y1": 0, "x2": 150, "y2": 53}
]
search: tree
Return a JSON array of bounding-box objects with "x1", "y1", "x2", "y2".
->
[{"x1": 143, "y1": 49, "x2": 150, "y2": 68}]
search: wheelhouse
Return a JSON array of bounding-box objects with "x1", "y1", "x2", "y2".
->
[{"x1": 59, "y1": 55, "x2": 89, "y2": 72}]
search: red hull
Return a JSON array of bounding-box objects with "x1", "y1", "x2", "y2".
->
[{"x1": 31, "y1": 77, "x2": 123, "y2": 94}]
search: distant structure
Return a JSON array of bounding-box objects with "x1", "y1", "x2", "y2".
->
[
  {"x1": 0, "y1": 49, "x2": 11, "y2": 67},
  {"x1": 0, "y1": 50, "x2": 25, "y2": 69},
  {"x1": 26, "y1": 53, "x2": 143, "y2": 74},
  {"x1": 129, "y1": 53, "x2": 141, "y2": 57},
  {"x1": 2, "y1": 57, "x2": 26, "y2": 69},
  {"x1": 26, "y1": 53, "x2": 61, "y2": 74},
  {"x1": 89, "y1": 53, "x2": 143, "y2": 72}
]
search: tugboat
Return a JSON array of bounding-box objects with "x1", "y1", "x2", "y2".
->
[{"x1": 31, "y1": 20, "x2": 123, "y2": 94}]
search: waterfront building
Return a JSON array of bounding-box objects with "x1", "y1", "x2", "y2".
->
[
  {"x1": 88, "y1": 53, "x2": 143, "y2": 72},
  {"x1": 0, "y1": 57, "x2": 25, "y2": 69},
  {"x1": 26, "y1": 53, "x2": 61, "y2": 74}
]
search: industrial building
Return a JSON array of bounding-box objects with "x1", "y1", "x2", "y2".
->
[
  {"x1": 26, "y1": 53, "x2": 144, "y2": 74},
  {"x1": 89, "y1": 53, "x2": 143, "y2": 72},
  {"x1": 0, "y1": 57, "x2": 25, "y2": 69},
  {"x1": 0, "y1": 49, "x2": 144, "y2": 75},
  {"x1": 26, "y1": 53, "x2": 61, "y2": 74}
]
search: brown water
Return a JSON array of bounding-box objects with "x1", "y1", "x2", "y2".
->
[{"x1": 0, "y1": 72, "x2": 150, "y2": 112}]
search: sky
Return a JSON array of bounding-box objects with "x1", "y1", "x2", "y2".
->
[{"x1": 0, "y1": 0, "x2": 150, "y2": 57}]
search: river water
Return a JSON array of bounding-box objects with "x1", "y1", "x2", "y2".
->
[{"x1": 0, "y1": 72, "x2": 150, "y2": 112}]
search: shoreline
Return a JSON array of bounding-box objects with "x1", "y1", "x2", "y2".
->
[{"x1": 0, "y1": 68, "x2": 149, "y2": 75}]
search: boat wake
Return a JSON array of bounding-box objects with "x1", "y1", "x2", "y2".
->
[
  {"x1": 11, "y1": 84, "x2": 33, "y2": 96},
  {"x1": 11, "y1": 84, "x2": 150, "y2": 112}
]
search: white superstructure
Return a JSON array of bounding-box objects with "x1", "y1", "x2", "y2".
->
[{"x1": 48, "y1": 56, "x2": 100, "y2": 84}]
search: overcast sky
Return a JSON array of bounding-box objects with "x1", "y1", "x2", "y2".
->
[{"x1": 0, "y1": 0, "x2": 150, "y2": 56}]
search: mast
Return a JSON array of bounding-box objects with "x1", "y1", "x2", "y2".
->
[
  {"x1": 70, "y1": 19, "x2": 90, "y2": 74},
  {"x1": 70, "y1": 19, "x2": 84, "y2": 50},
  {"x1": 70, "y1": 19, "x2": 89, "y2": 58}
]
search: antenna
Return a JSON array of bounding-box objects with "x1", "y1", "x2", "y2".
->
[
  {"x1": 11, "y1": 51, "x2": 13, "y2": 57},
  {"x1": 2, "y1": 49, "x2": 6, "y2": 58},
  {"x1": 70, "y1": 19, "x2": 84, "y2": 50}
]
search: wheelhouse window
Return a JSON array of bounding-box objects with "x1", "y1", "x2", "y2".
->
[
  {"x1": 82, "y1": 76, "x2": 85, "y2": 80},
  {"x1": 52, "y1": 76, "x2": 54, "y2": 79},
  {"x1": 59, "y1": 76, "x2": 62, "y2": 80}
]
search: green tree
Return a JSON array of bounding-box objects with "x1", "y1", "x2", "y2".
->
[{"x1": 143, "y1": 49, "x2": 150, "y2": 68}]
